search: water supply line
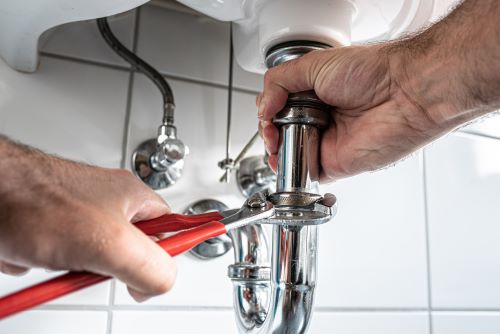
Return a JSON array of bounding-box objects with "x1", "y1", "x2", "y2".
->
[
  {"x1": 97, "y1": 17, "x2": 175, "y2": 126},
  {"x1": 97, "y1": 17, "x2": 188, "y2": 189}
]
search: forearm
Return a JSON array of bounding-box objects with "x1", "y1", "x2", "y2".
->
[
  {"x1": 0, "y1": 136, "x2": 84, "y2": 209},
  {"x1": 387, "y1": 0, "x2": 500, "y2": 130},
  {"x1": 0, "y1": 134, "x2": 175, "y2": 299},
  {"x1": 0, "y1": 136, "x2": 53, "y2": 196}
]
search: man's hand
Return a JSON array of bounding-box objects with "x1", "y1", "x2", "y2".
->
[
  {"x1": 0, "y1": 137, "x2": 176, "y2": 302},
  {"x1": 258, "y1": 0, "x2": 500, "y2": 181},
  {"x1": 258, "y1": 45, "x2": 439, "y2": 180}
]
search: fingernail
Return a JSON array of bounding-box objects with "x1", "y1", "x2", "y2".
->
[
  {"x1": 128, "y1": 288, "x2": 150, "y2": 303},
  {"x1": 134, "y1": 295, "x2": 149, "y2": 303},
  {"x1": 263, "y1": 141, "x2": 273, "y2": 156},
  {"x1": 256, "y1": 93, "x2": 262, "y2": 108},
  {"x1": 258, "y1": 97, "x2": 266, "y2": 119}
]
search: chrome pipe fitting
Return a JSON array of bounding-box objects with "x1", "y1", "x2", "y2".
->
[
  {"x1": 131, "y1": 122, "x2": 189, "y2": 190},
  {"x1": 274, "y1": 93, "x2": 330, "y2": 193},
  {"x1": 229, "y1": 41, "x2": 333, "y2": 334}
]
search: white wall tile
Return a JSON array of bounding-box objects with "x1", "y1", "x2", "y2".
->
[
  {"x1": 309, "y1": 312, "x2": 429, "y2": 334},
  {"x1": 462, "y1": 112, "x2": 500, "y2": 140},
  {"x1": 433, "y1": 312, "x2": 500, "y2": 334},
  {"x1": 112, "y1": 311, "x2": 429, "y2": 334},
  {"x1": 112, "y1": 310, "x2": 237, "y2": 334},
  {"x1": 125, "y1": 74, "x2": 263, "y2": 197},
  {"x1": 137, "y1": 5, "x2": 229, "y2": 86},
  {"x1": 0, "y1": 56, "x2": 129, "y2": 167},
  {"x1": 0, "y1": 310, "x2": 107, "y2": 334},
  {"x1": 116, "y1": 74, "x2": 263, "y2": 306},
  {"x1": 113, "y1": 252, "x2": 234, "y2": 306},
  {"x1": 426, "y1": 133, "x2": 500, "y2": 308},
  {"x1": 234, "y1": 61, "x2": 264, "y2": 92},
  {"x1": 41, "y1": 11, "x2": 136, "y2": 67},
  {"x1": 316, "y1": 153, "x2": 429, "y2": 308},
  {"x1": 0, "y1": 270, "x2": 110, "y2": 306},
  {"x1": 137, "y1": 5, "x2": 263, "y2": 91}
]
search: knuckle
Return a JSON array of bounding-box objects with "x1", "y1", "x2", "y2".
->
[
  {"x1": 112, "y1": 168, "x2": 130, "y2": 177},
  {"x1": 115, "y1": 169, "x2": 137, "y2": 182},
  {"x1": 263, "y1": 70, "x2": 274, "y2": 85}
]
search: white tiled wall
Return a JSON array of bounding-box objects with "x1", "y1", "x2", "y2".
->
[{"x1": 1, "y1": 4, "x2": 500, "y2": 334}]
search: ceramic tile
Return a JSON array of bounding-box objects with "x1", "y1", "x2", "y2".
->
[
  {"x1": 138, "y1": 5, "x2": 263, "y2": 91},
  {"x1": 309, "y1": 312, "x2": 429, "y2": 334},
  {"x1": 115, "y1": 74, "x2": 263, "y2": 306},
  {"x1": 0, "y1": 310, "x2": 107, "y2": 334},
  {"x1": 112, "y1": 311, "x2": 429, "y2": 334},
  {"x1": 41, "y1": 10, "x2": 136, "y2": 67},
  {"x1": 233, "y1": 60, "x2": 264, "y2": 92},
  {"x1": 426, "y1": 133, "x2": 500, "y2": 308},
  {"x1": 137, "y1": 5, "x2": 230, "y2": 86},
  {"x1": 461, "y1": 111, "x2": 500, "y2": 140},
  {"x1": 315, "y1": 152, "x2": 428, "y2": 308},
  {"x1": 112, "y1": 310, "x2": 237, "y2": 334},
  {"x1": 0, "y1": 269, "x2": 110, "y2": 305},
  {"x1": 433, "y1": 312, "x2": 500, "y2": 334},
  {"x1": 0, "y1": 56, "x2": 129, "y2": 168}
]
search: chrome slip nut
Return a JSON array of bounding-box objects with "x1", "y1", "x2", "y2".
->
[{"x1": 266, "y1": 192, "x2": 337, "y2": 226}]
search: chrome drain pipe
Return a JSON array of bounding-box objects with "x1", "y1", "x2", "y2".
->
[{"x1": 228, "y1": 42, "x2": 332, "y2": 334}]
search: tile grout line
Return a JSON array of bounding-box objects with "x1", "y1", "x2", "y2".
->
[
  {"x1": 106, "y1": 280, "x2": 116, "y2": 334},
  {"x1": 40, "y1": 51, "x2": 261, "y2": 96},
  {"x1": 456, "y1": 129, "x2": 500, "y2": 142},
  {"x1": 106, "y1": 308, "x2": 114, "y2": 334},
  {"x1": 421, "y1": 149, "x2": 434, "y2": 334},
  {"x1": 40, "y1": 51, "x2": 130, "y2": 72},
  {"x1": 108, "y1": 8, "x2": 141, "y2": 334},
  {"x1": 36, "y1": 305, "x2": 235, "y2": 312},
  {"x1": 35, "y1": 304, "x2": 500, "y2": 312},
  {"x1": 107, "y1": 279, "x2": 116, "y2": 334},
  {"x1": 119, "y1": 7, "x2": 141, "y2": 171}
]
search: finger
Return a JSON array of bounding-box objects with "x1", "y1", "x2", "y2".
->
[
  {"x1": 127, "y1": 286, "x2": 150, "y2": 303},
  {"x1": 130, "y1": 198, "x2": 171, "y2": 224},
  {"x1": 113, "y1": 169, "x2": 171, "y2": 223},
  {"x1": 86, "y1": 220, "x2": 177, "y2": 298},
  {"x1": 267, "y1": 154, "x2": 278, "y2": 172},
  {"x1": 258, "y1": 120, "x2": 264, "y2": 137},
  {"x1": 259, "y1": 51, "x2": 325, "y2": 120},
  {"x1": 262, "y1": 122, "x2": 279, "y2": 155},
  {"x1": 256, "y1": 93, "x2": 263, "y2": 108},
  {"x1": 0, "y1": 261, "x2": 30, "y2": 276},
  {"x1": 128, "y1": 188, "x2": 171, "y2": 223}
]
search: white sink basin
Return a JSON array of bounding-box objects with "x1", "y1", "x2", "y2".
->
[{"x1": 0, "y1": 0, "x2": 454, "y2": 73}]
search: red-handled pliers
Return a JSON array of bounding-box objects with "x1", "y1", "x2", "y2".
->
[{"x1": 0, "y1": 198, "x2": 274, "y2": 320}]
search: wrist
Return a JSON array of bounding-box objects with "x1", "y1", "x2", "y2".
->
[
  {"x1": 386, "y1": 0, "x2": 500, "y2": 133},
  {"x1": 385, "y1": 36, "x2": 472, "y2": 132}
]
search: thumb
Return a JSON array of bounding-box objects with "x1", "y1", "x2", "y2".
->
[
  {"x1": 259, "y1": 49, "x2": 327, "y2": 121},
  {"x1": 85, "y1": 218, "x2": 177, "y2": 302},
  {"x1": 124, "y1": 224, "x2": 177, "y2": 302}
]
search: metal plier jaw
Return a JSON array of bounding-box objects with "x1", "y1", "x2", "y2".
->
[{"x1": 221, "y1": 190, "x2": 337, "y2": 228}]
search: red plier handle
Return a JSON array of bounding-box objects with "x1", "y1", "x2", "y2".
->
[{"x1": 0, "y1": 211, "x2": 228, "y2": 320}]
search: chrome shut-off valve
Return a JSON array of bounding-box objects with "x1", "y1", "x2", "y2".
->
[{"x1": 132, "y1": 117, "x2": 189, "y2": 190}]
